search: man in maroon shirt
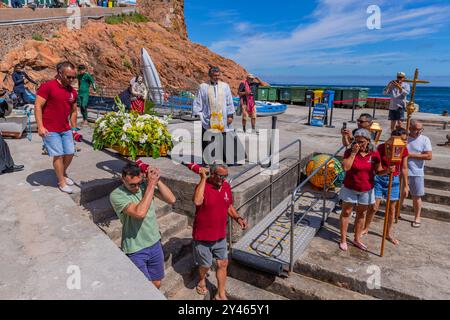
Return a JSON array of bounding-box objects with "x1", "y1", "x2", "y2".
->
[
  {"x1": 35, "y1": 61, "x2": 79, "y2": 194},
  {"x1": 192, "y1": 163, "x2": 248, "y2": 300}
]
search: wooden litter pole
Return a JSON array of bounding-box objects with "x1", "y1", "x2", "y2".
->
[
  {"x1": 381, "y1": 172, "x2": 394, "y2": 257},
  {"x1": 395, "y1": 69, "x2": 430, "y2": 222}
]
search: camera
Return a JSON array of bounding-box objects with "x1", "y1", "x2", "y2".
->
[
  {"x1": 342, "y1": 122, "x2": 347, "y2": 130},
  {"x1": 136, "y1": 159, "x2": 149, "y2": 173}
]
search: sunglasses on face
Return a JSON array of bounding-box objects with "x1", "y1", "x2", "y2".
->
[
  {"x1": 355, "y1": 140, "x2": 367, "y2": 145},
  {"x1": 127, "y1": 181, "x2": 142, "y2": 188},
  {"x1": 411, "y1": 128, "x2": 424, "y2": 133},
  {"x1": 213, "y1": 173, "x2": 228, "y2": 180},
  {"x1": 357, "y1": 119, "x2": 369, "y2": 123}
]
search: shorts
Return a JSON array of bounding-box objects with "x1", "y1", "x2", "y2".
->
[
  {"x1": 42, "y1": 130, "x2": 75, "y2": 157},
  {"x1": 374, "y1": 175, "x2": 400, "y2": 201},
  {"x1": 242, "y1": 104, "x2": 256, "y2": 119},
  {"x1": 388, "y1": 108, "x2": 404, "y2": 121},
  {"x1": 409, "y1": 176, "x2": 425, "y2": 197},
  {"x1": 340, "y1": 186, "x2": 375, "y2": 205},
  {"x1": 127, "y1": 241, "x2": 165, "y2": 281},
  {"x1": 193, "y1": 238, "x2": 228, "y2": 268}
]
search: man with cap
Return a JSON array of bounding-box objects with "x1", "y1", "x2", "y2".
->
[
  {"x1": 238, "y1": 74, "x2": 261, "y2": 133},
  {"x1": 384, "y1": 72, "x2": 410, "y2": 132}
]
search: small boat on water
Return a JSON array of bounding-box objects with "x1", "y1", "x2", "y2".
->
[{"x1": 233, "y1": 98, "x2": 288, "y2": 117}]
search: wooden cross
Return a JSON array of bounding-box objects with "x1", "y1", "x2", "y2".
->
[
  {"x1": 403, "y1": 68, "x2": 430, "y2": 133},
  {"x1": 395, "y1": 68, "x2": 430, "y2": 224}
]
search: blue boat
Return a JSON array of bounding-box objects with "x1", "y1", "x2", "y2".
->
[{"x1": 233, "y1": 98, "x2": 288, "y2": 117}]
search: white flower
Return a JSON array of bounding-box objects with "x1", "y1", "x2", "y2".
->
[
  {"x1": 122, "y1": 123, "x2": 132, "y2": 132},
  {"x1": 139, "y1": 134, "x2": 148, "y2": 144},
  {"x1": 136, "y1": 121, "x2": 144, "y2": 129},
  {"x1": 157, "y1": 128, "x2": 162, "y2": 136}
]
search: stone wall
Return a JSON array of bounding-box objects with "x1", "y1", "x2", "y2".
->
[
  {"x1": 137, "y1": 0, "x2": 187, "y2": 38},
  {"x1": 0, "y1": 22, "x2": 62, "y2": 59}
]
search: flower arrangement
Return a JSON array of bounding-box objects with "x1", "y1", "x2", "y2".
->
[{"x1": 92, "y1": 97, "x2": 173, "y2": 160}]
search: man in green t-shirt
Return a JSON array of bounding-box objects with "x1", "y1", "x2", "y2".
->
[
  {"x1": 110, "y1": 163, "x2": 176, "y2": 289},
  {"x1": 77, "y1": 65, "x2": 97, "y2": 126}
]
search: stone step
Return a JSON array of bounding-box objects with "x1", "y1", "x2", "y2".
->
[
  {"x1": 423, "y1": 188, "x2": 450, "y2": 206},
  {"x1": 70, "y1": 179, "x2": 122, "y2": 206},
  {"x1": 206, "y1": 269, "x2": 288, "y2": 301},
  {"x1": 425, "y1": 166, "x2": 450, "y2": 178},
  {"x1": 380, "y1": 198, "x2": 450, "y2": 222},
  {"x1": 83, "y1": 196, "x2": 173, "y2": 224},
  {"x1": 161, "y1": 253, "x2": 197, "y2": 299},
  {"x1": 96, "y1": 211, "x2": 189, "y2": 247},
  {"x1": 425, "y1": 175, "x2": 450, "y2": 191},
  {"x1": 170, "y1": 279, "x2": 211, "y2": 301},
  {"x1": 228, "y1": 261, "x2": 375, "y2": 300},
  {"x1": 293, "y1": 259, "x2": 418, "y2": 300},
  {"x1": 158, "y1": 212, "x2": 189, "y2": 241},
  {"x1": 162, "y1": 227, "x2": 192, "y2": 270}
]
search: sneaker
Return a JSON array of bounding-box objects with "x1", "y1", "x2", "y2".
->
[
  {"x1": 65, "y1": 177, "x2": 74, "y2": 186},
  {"x1": 59, "y1": 185, "x2": 73, "y2": 194}
]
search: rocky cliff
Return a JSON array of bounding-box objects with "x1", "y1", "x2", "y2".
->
[
  {"x1": 138, "y1": 0, "x2": 188, "y2": 39},
  {"x1": 0, "y1": 19, "x2": 254, "y2": 95},
  {"x1": 0, "y1": 0, "x2": 269, "y2": 95}
]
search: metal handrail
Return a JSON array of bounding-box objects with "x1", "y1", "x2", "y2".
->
[
  {"x1": 288, "y1": 144, "x2": 346, "y2": 273},
  {"x1": 229, "y1": 139, "x2": 302, "y2": 186},
  {"x1": 228, "y1": 138, "x2": 302, "y2": 255}
]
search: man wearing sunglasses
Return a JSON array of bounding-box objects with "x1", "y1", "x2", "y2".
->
[
  {"x1": 192, "y1": 163, "x2": 248, "y2": 300},
  {"x1": 341, "y1": 113, "x2": 373, "y2": 147},
  {"x1": 110, "y1": 163, "x2": 176, "y2": 290},
  {"x1": 402, "y1": 120, "x2": 432, "y2": 228},
  {"x1": 35, "y1": 61, "x2": 79, "y2": 194},
  {"x1": 384, "y1": 72, "x2": 410, "y2": 132}
]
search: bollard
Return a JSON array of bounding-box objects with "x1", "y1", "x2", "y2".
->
[
  {"x1": 349, "y1": 98, "x2": 357, "y2": 123},
  {"x1": 444, "y1": 121, "x2": 448, "y2": 130},
  {"x1": 326, "y1": 102, "x2": 335, "y2": 128},
  {"x1": 372, "y1": 98, "x2": 377, "y2": 120},
  {"x1": 305, "y1": 90, "x2": 314, "y2": 125}
]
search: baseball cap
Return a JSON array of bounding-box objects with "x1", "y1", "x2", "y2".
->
[{"x1": 397, "y1": 72, "x2": 406, "y2": 78}]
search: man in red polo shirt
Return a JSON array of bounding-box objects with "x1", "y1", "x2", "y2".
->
[
  {"x1": 35, "y1": 61, "x2": 79, "y2": 194},
  {"x1": 192, "y1": 163, "x2": 248, "y2": 300}
]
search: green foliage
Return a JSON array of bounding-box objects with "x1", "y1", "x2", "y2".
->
[
  {"x1": 32, "y1": 34, "x2": 44, "y2": 41},
  {"x1": 144, "y1": 100, "x2": 158, "y2": 116},
  {"x1": 123, "y1": 60, "x2": 132, "y2": 69},
  {"x1": 92, "y1": 97, "x2": 173, "y2": 160},
  {"x1": 105, "y1": 13, "x2": 149, "y2": 25}
]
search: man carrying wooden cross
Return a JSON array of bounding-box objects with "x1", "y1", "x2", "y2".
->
[{"x1": 384, "y1": 72, "x2": 410, "y2": 132}]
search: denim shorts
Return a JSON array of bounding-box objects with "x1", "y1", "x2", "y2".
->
[
  {"x1": 193, "y1": 238, "x2": 228, "y2": 268},
  {"x1": 340, "y1": 186, "x2": 375, "y2": 205},
  {"x1": 388, "y1": 108, "x2": 404, "y2": 121},
  {"x1": 127, "y1": 241, "x2": 165, "y2": 281},
  {"x1": 409, "y1": 176, "x2": 425, "y2": 197},
  {"x1": 374, "y1": 175, "x2": 400, "y2": 201},
  {"x1": 42, "y1": 130, "x2": 74, "y2": 157}
]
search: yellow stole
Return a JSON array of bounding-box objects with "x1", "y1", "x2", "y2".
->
[{"x1": 208, "y1": 81, "x2": 225, "y2": 132}]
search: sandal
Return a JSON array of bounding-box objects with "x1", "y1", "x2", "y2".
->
[
  {"x1": 196, "y1": 284, "x2": 208, "y2": 296},
  {"x1": 386, "y1": 237, "x2": 399, "y2": 245},
  {"x1": 412, "y1": 221, "x2": 421, "y2": 228},
  {"x1": 353, "y1": 241, "x2": 368, "y2": 251},
  {"x1": 339, "y1": 242, "x2": 348, "y2": 251}
]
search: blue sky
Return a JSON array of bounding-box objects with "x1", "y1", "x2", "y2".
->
[{"x1": 185, "y1": 0, "x2": 450, "y2": 86}]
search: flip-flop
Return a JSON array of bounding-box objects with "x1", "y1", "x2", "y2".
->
[
  {"x1": 353, "y1": 241, "x2": 368, "y2": 251},
  {"x1": 196, "y1": 284, "x2": 208, "y2": 295},
  {"x1": 412, "y1": 221, "x2": 421, "y2": 228},
  {"x1": 386, "y1": 237, "x2": 399, "y2": 245},
  {"x1": 339, "y1": 242, "x2": 348, "y2": 251}
]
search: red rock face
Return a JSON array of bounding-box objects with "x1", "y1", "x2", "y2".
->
[
  {"x1": 137, "y1": 0, "x2": 188, "y2": 39},
  {"x1": 0, "y1": 20, "x2": 266, "y2": 96}
]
